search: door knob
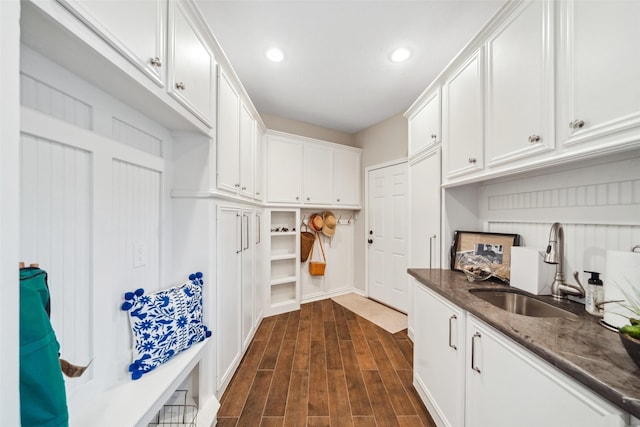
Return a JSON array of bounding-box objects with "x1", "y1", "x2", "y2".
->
[{"x1": 368, "y1": 239, "x2": 373, "y2": 244}]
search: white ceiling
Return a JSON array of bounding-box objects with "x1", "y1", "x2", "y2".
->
[{"x1": 196, "y1": 0, "x2": 508, "y2": 134}]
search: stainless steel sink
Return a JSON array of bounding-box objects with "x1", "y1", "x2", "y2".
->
[{"x1": 469, "y1": 288, "x2": 577, "y2": 319}]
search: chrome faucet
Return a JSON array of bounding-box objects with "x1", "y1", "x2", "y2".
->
[{"x1": 543, "y1": 223, "x2": 586, "y2": 300}]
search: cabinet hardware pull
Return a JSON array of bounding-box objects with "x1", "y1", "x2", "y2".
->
[
  {"x1": 242, "y1": 186, "x2": 247, "y2": 191},
  {"x1": 448, "y1": 314, "x2": 457, "y2": 350},
  {"x1": 175, "y1": 82, "x2": 186, "y2": 90},
  {"x1": 149, "y1": 57, "x2": 162, "y2": 67},
  {"x1": 468, "y1": 157, "x2": 477, "y2": 164},
  {"x1": 236, "y1": 214, "x2": 243, "y2": 253},
  {"x1": 431, "y1": 134, "x2": 437, "y2": 140},
  {"x1": 256, "y1": 215, "x2": 261, "y2": 244},
  {"x1": 306, "y1": 197, "x2": 310, "y2": 201},
  {"x1": 235, "y1": 183, "x2": 240, "y2": 188},
  {"x1": 337, "y1": 198, "x2": 341, "y2": 202},
  {"x1": 243, "y1": 214, "x2": 249, "y2": 251},
  {"x1": 471, "y1": 332, "x2": 481, "y2": 373},
  {"x1": 296, "y1": 196, "x2": 300, "y2": 200},
  {"x1": 429, "y1": 234, "x2": 437, "y2": 269},
  {"x1": 569, "y1": 119, "x2": 585, "y2": 129},
  {"x1": 528, "y1": 135, "x2": 541, "y2": 143}
]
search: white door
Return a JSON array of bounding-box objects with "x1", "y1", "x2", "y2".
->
[{"x1": 367, "y1": 161, "x2": 408, "y2": 312}]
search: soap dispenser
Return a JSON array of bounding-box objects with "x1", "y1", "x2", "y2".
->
[{"x1": 584, "y1": 271, "x2": 604, "y2": 316}]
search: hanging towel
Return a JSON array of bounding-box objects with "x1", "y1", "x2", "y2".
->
[{"x1": 19, "y1": 267, "x2": 68, "y2": 427}]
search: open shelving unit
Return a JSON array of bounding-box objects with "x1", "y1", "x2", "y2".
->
[{"x1": 266, "y1": 209, "x2": 300, "y2": 315}]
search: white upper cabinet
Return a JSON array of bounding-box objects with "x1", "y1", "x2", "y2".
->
[
  {"x1": 254, "y1": 126, "x2": 265, "y2": 201},
  {"x1": 168, "y1": 0, "x2": 216, "y2": 127},
  {"x1": 267, "y1": 132, "x2": 362, "y2": 207},
  {"x1": 443, "y1": 49, "x2": 484, "y2": 180},
  {"x1": 239, "y1": 102, "x2": 256, "y2": 198},
  {"x1": 57, "y1": 0, "x2": 167, "y2": 87},
  {"x1": 267, "y1": 135, "x2": 303, "y2": 204},
  {"x1": 333, "y1": 147, "x2": 361, "y2": 207},
  {"x1": 486, "y1": 0, "x2": 554, "y2": 167},
  {"x1": 217, "y1": 68, "x2": 241, "y2": 193},
  {"x1": 558, "y1": 0, "x2": 640, "y2": 150},
  {"x1": 303, "y1": 143, "x2": 334, "y2": 205},
  {"x1": 408, "y1": 89, "x2": 441, "y2": 157}
]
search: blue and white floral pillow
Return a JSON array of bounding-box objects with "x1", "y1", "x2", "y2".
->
[{"x1": 121, "y1": 272, "x2": 212, "y2": 380}]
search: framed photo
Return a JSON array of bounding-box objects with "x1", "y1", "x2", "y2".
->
[{"x1": 450, "y1": 231, "x2": 521, "y2": 282}]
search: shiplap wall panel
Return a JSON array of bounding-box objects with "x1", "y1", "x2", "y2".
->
[
  {"x1": 111, "y1": 159, "x2": 162, "y2": 381},
  {"x1": 112, "y1": 117, "x2": 163, "y2": 157},
  {"x1": 20, "y1": 133, "x2": 93, "y2": 392},
  {"x1": 20, "y1": 73, "x2": 92, "y2": 129},
  {"x1": 481, "y1": 155, "x2": 640, "y2": 285}
]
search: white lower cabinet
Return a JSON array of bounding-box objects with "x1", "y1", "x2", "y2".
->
[
  {"x1": 413, "y1": 282, "x2": 628, "y2": 427},
  {"x1": 465, "y1": 315, "x2": 626, "y2": 427},
  {"x1": 216, "y1": 205, "x2": 262, "y2": 394},
  {"x1": 414, "y1": 282, "x2": 465, "y2": 427}
]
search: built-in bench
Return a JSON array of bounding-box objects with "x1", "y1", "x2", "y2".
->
[{"x1": 69, "y1": 340, "x2": 214, "y2": 427}]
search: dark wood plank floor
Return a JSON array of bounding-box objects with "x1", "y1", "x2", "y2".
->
[{"x1": 217, "y1": 299, "x2": 436, "y2": 426}]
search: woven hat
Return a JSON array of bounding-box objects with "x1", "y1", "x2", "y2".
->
[
  {"x1": 309, "y1": 213, "x2": 324, "y2": 232},
  {"x1": 322, "y1": 211, "x2": 337, "y2": 237}
]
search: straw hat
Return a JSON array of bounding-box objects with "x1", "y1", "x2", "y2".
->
[
  {"x1": 322, "y1": 211, "x2": 337, "y2": 237},
  {"x1": 309, "y1": 213, "x2": 324, "y2": 232}
]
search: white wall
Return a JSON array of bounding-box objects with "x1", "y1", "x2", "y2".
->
[
  {"x1": 19, "y1": 46, "x2": 175, "y2": 408},
  {"x1": 0, "y1": 1, "x2": 21, "y2": 424}
]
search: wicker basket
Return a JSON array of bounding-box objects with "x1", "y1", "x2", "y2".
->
[{"x1": 300, "y1": 225, "x2": 315, "y2": 262}]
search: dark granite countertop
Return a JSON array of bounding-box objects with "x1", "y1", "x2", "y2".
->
[{"x1": 408, "y1": 268, "x2": 640, "y2": 419}]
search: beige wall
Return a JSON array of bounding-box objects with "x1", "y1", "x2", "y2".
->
[
  {"x1": 261, "y1": 113, "x2": 356, "y2": 147},
  {"x1": 354, "y1": 112, "x2": 408, "y2": 168},
  {"x1": 352, "y1": 112, "x2": 408, "y2": 293}
]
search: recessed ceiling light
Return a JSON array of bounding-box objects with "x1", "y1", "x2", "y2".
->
[
  {"x1": 266, "y1": 48, "x2": 284, "y2": 63},
  {"x1": 390, "y1": 47, "x2": 411, "y2": 63}
]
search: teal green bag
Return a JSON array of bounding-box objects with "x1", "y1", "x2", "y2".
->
[{"x1": 20, "y1": 267, "x2": 68, "y2": 427}]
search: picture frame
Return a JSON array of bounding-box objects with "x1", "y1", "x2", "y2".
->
[{"x1": 450, "y1": 230, "x2": 521, "y2": 282}]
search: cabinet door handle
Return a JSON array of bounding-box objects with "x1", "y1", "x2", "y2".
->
[
  {"x1": 528, "y1": 135, "x2": 541, "y2": 143},
  {"x1": 569, "y1": 119, "x2": 585, "y2": 129},
  {"x1": 236, "y1": 213, "x2": 242, "y2": 254},
  {"x1": 448, "y1": 314, "x2": 457, "y2": 350},
  {"x1": 471, "y1": 332, "x2": 481, "y2": 374},
  {"x1": 175, "y1": 82, "x2": 186, "y2": 90},
  {"x1": 296, "y1": 196, "x2": 300, "y2": 201},
  {"x1": 431, "y1": 134, "x2": 437, "y2": 140},
  {"x1": 149, "y1": 57, "x2": 162, "y2": 67},
  {"x1": 256, "y1": 215, "x2": 261, "y2": 244},
  {"x1": 429, "y1": 234, "x2": 437, "y2": 269},
  {"x1": 306, "y1": 197, "x2": 310, "y2": 201},
  {"x1": 243, "y1": 214, "x2": 249, "y2": 250},
  {"x1": 468, "y1": 157, "x2": 477, "y2": 164},
  {"x1": 336, "y1": 198, "x2": 341, "y2": 203}
]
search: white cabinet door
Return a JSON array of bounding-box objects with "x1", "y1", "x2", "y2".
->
[
  {"x1": 216, "y1": 206, "x2": 242, "y2": 390},
  {"x1": 465, "y1": 316, "x2": 626, "y2": 427},
  {"x1": 267, "y1": 136, "x2": 303, "y2": 203},
  {"x1": 409, "y1": 148, "x2": 440, "y2": 270},
  {"x1": 303, "y1": 143, "x2": 333, "y2": 205},
  {"x1": 58, "y1": 0, "x2": 167, "y2": 87},
  {"x1": 409, "y1": 89, "x2": 441, "y2": 157},
  {"x1": 254, "y1": 126, "x2": 265, "y2": 201},
  {"x1": 486, "y1": 0, "x2": 554, "y2": 167},
  {"x1": 169, "y1": 0, "x2": 215, "y2": 127},
  {"x1": 217, "y1": 69, "x2": 241, "y2": 194},
  {"x1": 254, "y1": 211, "x2": 264, "y2": 320},
  {"x1": 414, "y1": 282, "x2": 465, "y2": 427},
  {"x1": 241, "y1": 210, "x2": 255, "y2": 351},
  {"x1": 333, "y1": 148, "x2": 361, "y2": 207},
  {"x1": 443, "y1": 49, "x2": 484, "y2": 180},
  {"x1": 239, "y1": 102, "x2": 255, "y2": 198},
  {"x1": 558, "y1": 0, "x2": 640, "y2": 150}
]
